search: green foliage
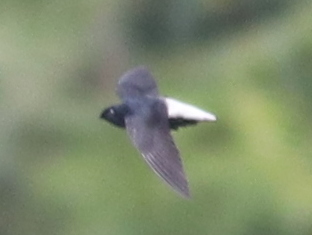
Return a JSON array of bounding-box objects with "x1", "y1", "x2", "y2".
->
[{"x1": 1, "y1": 1, "x2": 312, "y2": 235}]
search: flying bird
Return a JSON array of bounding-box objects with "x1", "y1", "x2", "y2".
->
[{"x1": 100, "y1": 66, "x2": 217, "y2": 198}]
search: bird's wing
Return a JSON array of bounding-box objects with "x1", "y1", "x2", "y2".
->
[
  {"x1": 125, "y1": 100, "x2": 190, "y2": 198},
  {"x1": 117, "y1": 66, "x2": 159, "y2": 100}
]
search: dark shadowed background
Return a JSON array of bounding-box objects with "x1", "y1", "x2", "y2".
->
[{"x1": 1, "y1": 0, "x2": 312, "y2": 234}]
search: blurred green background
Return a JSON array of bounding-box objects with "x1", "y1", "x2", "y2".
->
[{"x1": 1, "y1": 0, "x2": 312, "y2": 234}]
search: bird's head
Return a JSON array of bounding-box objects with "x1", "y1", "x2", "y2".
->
[{"x1": 100, "y1": 105, "x2": 126, "y2": 128}]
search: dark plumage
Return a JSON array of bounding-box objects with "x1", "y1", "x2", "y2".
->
[{"x1": 100, "y1": 66, "x2": 216, "y2": 198}]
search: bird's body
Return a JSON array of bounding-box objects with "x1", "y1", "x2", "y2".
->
[
  {"x1": 100, "y1": 66, "x2": 216, "y2": 198},
  {"x1": 101, "y1": 97, "x2": 216, "y2": 131}
]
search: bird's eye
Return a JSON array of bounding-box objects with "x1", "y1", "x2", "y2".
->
[{"x1": 109, "y1": 109, "x2": 115, "y2": 114}]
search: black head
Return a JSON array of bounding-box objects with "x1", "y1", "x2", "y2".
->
[{"x1": 100, "y1": 105, "x2": 127, "y2": 128}]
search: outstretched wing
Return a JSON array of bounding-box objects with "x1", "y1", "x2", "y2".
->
[
  {"x1": 117, "y1": 66, "x2": 159, "y2": 100},
  {"x1": 125, "y1": 100, "x2": 190, "y2": 198}
]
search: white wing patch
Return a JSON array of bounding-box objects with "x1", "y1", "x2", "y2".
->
[{"x1": 164, "y1": 97, "x2": 217, "y2": 122}]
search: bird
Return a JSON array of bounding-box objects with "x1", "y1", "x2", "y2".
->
[{"x1": 100, "y1": 66, "x2": 217, "y2": 198}]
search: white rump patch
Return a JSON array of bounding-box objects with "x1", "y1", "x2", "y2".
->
[{"x1": 164, "y1": 97, "x2": 217, "y2": 122}]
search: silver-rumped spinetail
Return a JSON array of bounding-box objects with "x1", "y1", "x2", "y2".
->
[{"x1": 100, "y1": 66, "x2": 217, "y2": 198}]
